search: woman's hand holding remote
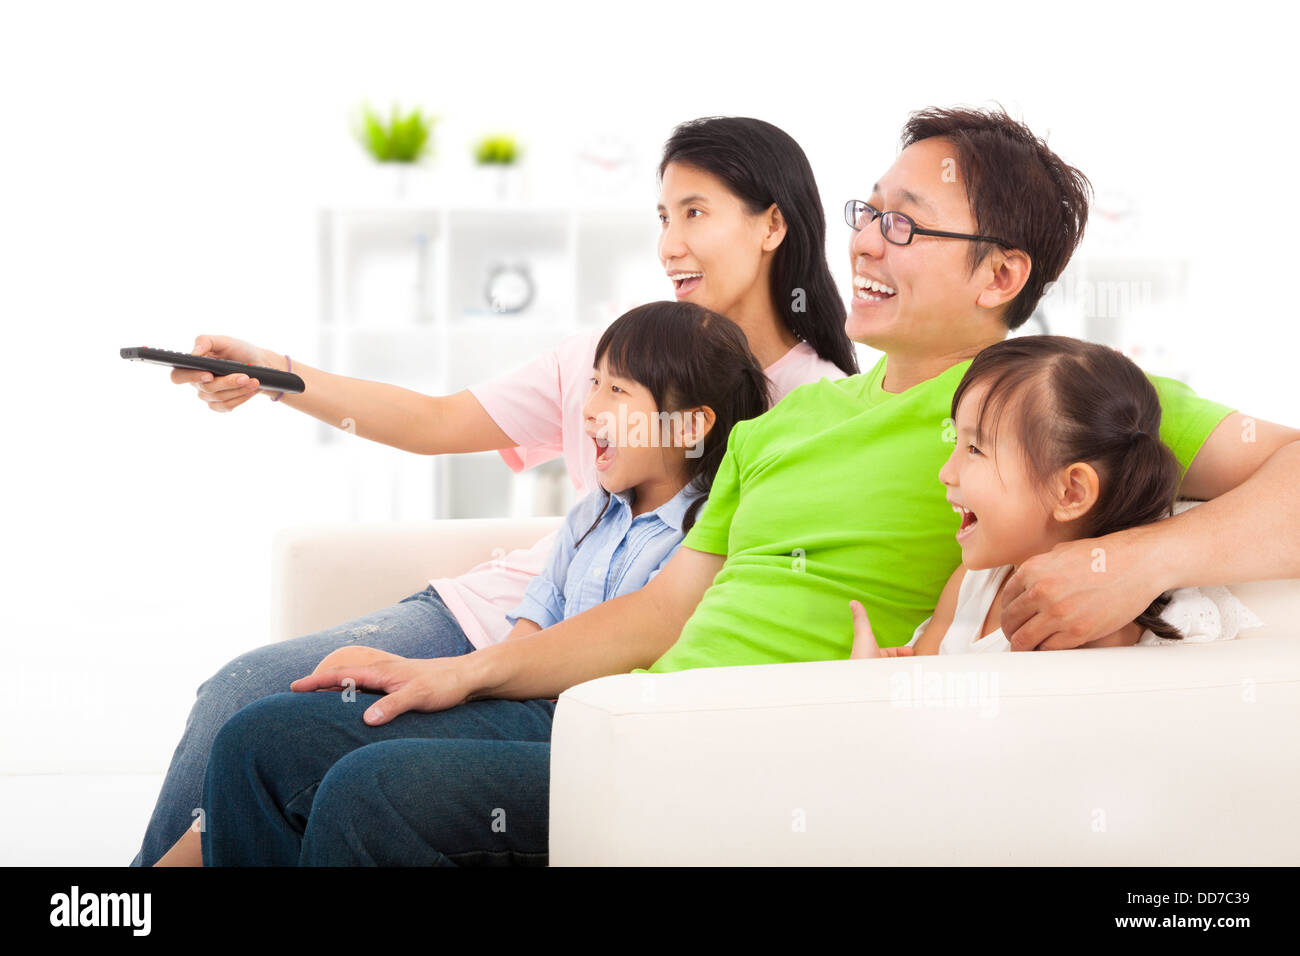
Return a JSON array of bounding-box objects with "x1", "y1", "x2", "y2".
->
[{"x1": 171, "y1": 334, "x2": 285, "y2": 413}]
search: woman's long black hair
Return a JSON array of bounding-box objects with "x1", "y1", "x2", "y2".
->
[
  {"x1": 576, "y1": 301, "x2": 770, "y2": 544},
  {"x1": 660, "y1": 116, "x2": 858, "y2": 377}
]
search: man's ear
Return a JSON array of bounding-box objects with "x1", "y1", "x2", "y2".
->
[
  {"x1": 975, "y1": 247, "x2": 1032, "y2": 312},
  {"x1": 1049, "y1": 461, "x2": 1100, "y2": 524},
  {"x1": 760, "y1": 203, "x2": 787, "y2": 253}
]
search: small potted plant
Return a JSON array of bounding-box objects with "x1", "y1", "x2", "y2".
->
[
  {"x1": 473, "y1": 134, "x2": 523, "y2": 201},
  {"x1": 354, "y1": 104, "x2": 437, "y2": 199}
]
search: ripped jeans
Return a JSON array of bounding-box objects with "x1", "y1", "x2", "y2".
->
[{"x1": 129, "y1": 585, "x2": 475, "y2": 867}]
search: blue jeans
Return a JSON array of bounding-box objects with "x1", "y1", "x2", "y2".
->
[
  {"x1": 129, "y1": 585, "x2": 476, "y2": 867},
  {"x1": 201, "y1": 691, "x2": 556, "y2": 865}
]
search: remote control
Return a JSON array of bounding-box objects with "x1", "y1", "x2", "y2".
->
[{"x1": 120, "y1": 346, "x2": 305, "y2": 394}]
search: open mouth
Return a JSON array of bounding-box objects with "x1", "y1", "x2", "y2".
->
[
  {"x1": 853, "y1": 275, "x2": 897, "y2": 303},
  {"x1": 954, "y1": 503, "x2": 978, "y2": 537},
  {"x1": 593, "y1": 435, "x2": 615, "y2": 470},
  {"x1": 669, "y1": 272, "x2": 703, "y2": 296}
]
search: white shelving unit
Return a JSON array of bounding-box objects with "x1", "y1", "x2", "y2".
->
[
  {"x1": 1032, "y1": 252, "x2": 1193, "y2": 385},
  {"x1": 1029, "y1": 190, "x2": 1197, "y2": 384},
  {"x1": 317, "y1": 201, "x2": 666, "y2": 521}
]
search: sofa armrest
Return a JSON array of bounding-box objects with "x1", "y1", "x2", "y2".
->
[
  {"x1": 270, "y1": 516, "x2": 563, "y2": 641},
  {"x1": 550, "y1": 577, "x2": 1300, "y2": 865}
]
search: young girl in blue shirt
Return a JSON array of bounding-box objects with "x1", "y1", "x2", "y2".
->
[
  {"x1": 314, "y1": 299, "x2": 771, "y2": 674},
  {"x1": 502, "y1": 300, "x2": 770, "y2": 638}
]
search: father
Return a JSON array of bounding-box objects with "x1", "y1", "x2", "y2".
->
[{"x1": 202, "y1": 107, "x2": 1300, "y2": 864}]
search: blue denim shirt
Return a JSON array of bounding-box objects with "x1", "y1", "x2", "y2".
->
[{"x1": 506, "y1": 483, "x2": 703, "y2": 630}]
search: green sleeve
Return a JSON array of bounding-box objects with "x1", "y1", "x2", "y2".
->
[
  {"x1": 680, "y1": 421, "x2": 747, "y2": 556},
  {"x1": 1148, "y1": 373, "x2": 1236, "y2": 481}
]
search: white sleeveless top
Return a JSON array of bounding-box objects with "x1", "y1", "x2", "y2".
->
[
  {"x1": 906, "y1": 565, "x2": 1016, "y2": 654},
  {"x1": 904, "y1": 564, "x2": 1262, "y2": 654}
]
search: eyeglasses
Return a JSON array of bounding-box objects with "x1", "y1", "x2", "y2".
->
[{"x1": 844, "y1": 199, "x2": 1014, "y2": 249}]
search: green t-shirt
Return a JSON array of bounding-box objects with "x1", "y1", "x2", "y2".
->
[{"x1": 645, "y1": 355, "x2": 1235, "y2": 673}]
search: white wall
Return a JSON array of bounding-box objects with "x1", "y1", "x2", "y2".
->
[{"x1": 1, "y1": 1, "x2": 1295, "y2": 779}]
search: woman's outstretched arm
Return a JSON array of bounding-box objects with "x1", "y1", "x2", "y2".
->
[{"x1": 172, "y1": 334, "x2": 517, "y2": 455}]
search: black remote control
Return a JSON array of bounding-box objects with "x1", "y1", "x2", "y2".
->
[{"x1": 120, "y1": 346, "x2": 306, "y2": 394}]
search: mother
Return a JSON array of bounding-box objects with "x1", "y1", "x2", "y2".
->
[
  {"x1": 136, "y1": 116, "x2": 857, "y2": 867},
  {"x1": 192, "y1": 106, "x2": 1300, "y2": 866}
]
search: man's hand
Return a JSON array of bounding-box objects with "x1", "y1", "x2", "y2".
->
[
  {"x1": 1001, "y1": 527, "x2": 1160, "y2": 651},
  {"x1": 849, "y1": 600, "x2": 915, "y2": 659},
  {"x1": 290, "y1": 655, "x2": 478, "y2": 725},
  {"x1": 308, "y1": 645, "x2": 405, "y2": 688}
]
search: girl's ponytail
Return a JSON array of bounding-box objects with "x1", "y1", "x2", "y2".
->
[
  {"x1": 1088, "y1": 430, "x2": 1183, "y2": 641},
  {"x1": 1086, "y1": 430, "x2": 1180, "y2": 540},
  {"x1": 1134, "y1": 593, "x2": 1181, "y2": 642}
]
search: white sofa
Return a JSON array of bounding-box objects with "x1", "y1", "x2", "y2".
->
[{"x1": 272, "y1": 517, "x2": 1300, "y2": 865}]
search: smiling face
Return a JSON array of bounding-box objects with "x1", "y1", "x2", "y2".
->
[
  {"x1": 846, "y1": 137, "x2": 1010, "y2": 357},
  {"x1": 582, "y1": 355, "x2": 692, "y2": 513},
  {"x1": 938, "y1": 382, "x2": 1061, "y2": 570},
  {"x1": 657, "y1": 162, "x2": 778, "y2": 319}
]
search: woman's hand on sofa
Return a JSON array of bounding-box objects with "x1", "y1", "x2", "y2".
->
[
  {"x1": 849, "y1": 601, "x2": 914, "y2": 659},
  {"x1": 290, "y1": 655, "x2": 477, "y2": 725}
]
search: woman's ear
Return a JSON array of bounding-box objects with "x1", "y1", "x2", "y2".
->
[
  {"x1": 760, "y1": 203, "x2": 787, "y2": 253},
  {"x1": 1049, "y1": 461, "x2": 1100, "y2": 524},
  {"x1": 680, "y1": 405, "x2": 717, "y2": 456}
]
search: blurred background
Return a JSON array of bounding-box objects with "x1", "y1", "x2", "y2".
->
[{"x1": 2, "y1": 0, "x2": 1296, "y2": 863}]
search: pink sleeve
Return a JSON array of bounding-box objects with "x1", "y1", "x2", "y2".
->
[
  {"x1": 466, "y1": 329, "x2": 600, "y2": 474},
  {"x1": 764, "y1": 341, "x2": 848, "y2": 402}
]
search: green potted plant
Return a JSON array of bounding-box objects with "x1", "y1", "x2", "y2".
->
[
  {"x1": 354, "y1": 104, "x2": 437, "y2": 198},
  {"x1": 473, "y1": 133, "x2": 523, "y2": 200},
  {"x1": 473, "y1": 134, "x2": 520, "y2": 165}
]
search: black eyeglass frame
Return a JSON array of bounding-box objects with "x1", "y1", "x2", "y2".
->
[{"x1": 844, "y1": 199, "x2": 1015, "y2": 249}]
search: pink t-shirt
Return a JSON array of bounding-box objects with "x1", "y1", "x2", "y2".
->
[{"x1": 433, "y1": 326, "x2": 847, "y2": 648}]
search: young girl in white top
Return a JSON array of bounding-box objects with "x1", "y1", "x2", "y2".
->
[{"x1": 852, "y1": 335, "x2": 1197, "y2": 658}]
